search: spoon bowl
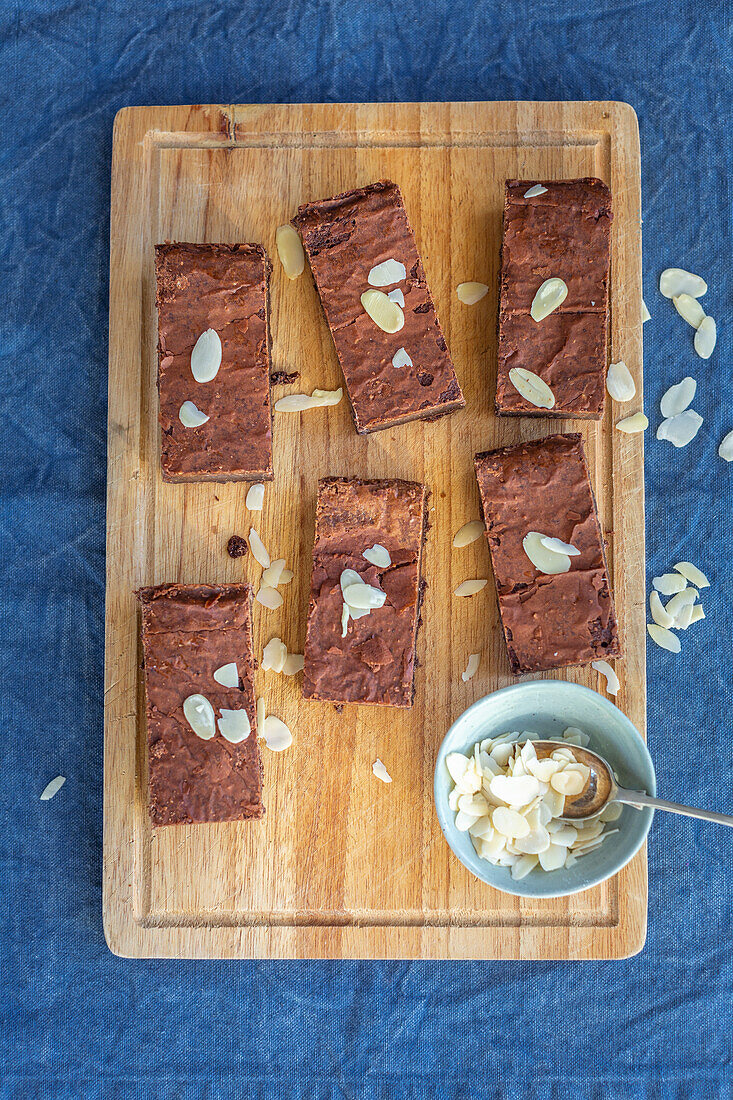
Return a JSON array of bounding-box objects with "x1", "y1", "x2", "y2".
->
[{"x1": 530, "y1": 740, "x2": 616, "y2": 819}]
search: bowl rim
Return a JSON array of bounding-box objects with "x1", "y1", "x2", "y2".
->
[{"x1": 433, "y1": 680, "x2": 656, "y2": 899}]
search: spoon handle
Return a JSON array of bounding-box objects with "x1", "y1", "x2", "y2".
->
[{"x1": 616, "y1": 788, "x2": 733, "y2": 828}]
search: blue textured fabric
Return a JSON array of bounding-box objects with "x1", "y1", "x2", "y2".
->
[{"x1": 1, "y1": 0, "x2": 732, "y2": 1096}]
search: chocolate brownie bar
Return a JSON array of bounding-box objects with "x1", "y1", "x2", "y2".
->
[
  {"x1": 474, "y1": 433, "x2": 621, "y2": 674},
  {"x1": 293, "y1": 181, "x2": 465, "y2": 433},
  {"x1": 138, "y1": 583, "x2": 263, "y2": 825},
  {"x1": 496, "y1": 179, "x2": 612, "y2": 419},
  {"x1": 154, "y1": 243, "x2": 272, "y2": 482},
  {"x1": 303, "y1": 477, "x2": 428, "y2": 707}
]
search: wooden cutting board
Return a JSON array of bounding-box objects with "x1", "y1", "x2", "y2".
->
[{"x1": 104, "y1": 101, "x2": 645, "y2": 959}]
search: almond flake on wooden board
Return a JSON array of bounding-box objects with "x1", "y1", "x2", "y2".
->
[
  {"x1": 456, "y1": 282, "x2": 489, "y2": 305},
  {"x1": 660, "y1": 377, "x2": 696, "y2": 418},
  {"x1": 274, "y1": 387, "x2": 343, "y2": 412},
  {"x1": 650, "y1": 590, "x2": 675, "y2": 629},
  {"x1": 363, "y1": 544, "x2": 391, "y2": 568},
  {"x1": 246, "y1": 483, "x2": 265, "y2": 510},
  {"x1": 262, "y1": 637, "x2": 287, "y2": 673},
  {"x1": 530, "y1": 277, "x2": 568, "y2": 321},
  {"x1": 256, "y1": 696, "x2": 265, "y2": 733},
  {"x1": 190, "y1": 328, "x2": 222, "y2": 383},
  {"x1": 653, "y1": 573, "x2": 687, "y2": 595},
  {"x1": 647, "y1": 623, "x2": 681, "y2": 653},
  {"x1": 592, "y1": 659, "x2": 620, "y2": 696},
  {"x1": 659, "y1": 268, "x2": 707, "y2": 299},
  {"x1": 616, "y1": 412, "x2": 648, "y2": 434},
  {"x1": 360, "y1": 289, "x2": 405, "y2": 333},
  {"x1": 262, "y1": 715, "x2": 293, "y2": 752},
  {"x1": 213, "y1": 662, "x2": 239, "y2": 688},
  {"x1": 453, "y1": 520, "x2": 484, "y2": 548},
  {"x1": 388, "y1": 288, "x2": 405, "y2": 307},
  {"x1": 183, "y1": 694, "x2": 216, "y2": 740},
  {"x1": 279, "y1": 569, "x2": 294, "y2": 584},
  {"x1": 606, "y1": 361, "x2": 636, "y2": 402},
  {"x1": 522, "y1": 531, "x2": 571, "y2": 575},
  {"x1": 275, "y1": 224, "x2": 305, "y2": 279},
  {"x1": 461, "y1": 653, "x2": 481, "y2": 682},
  {"x1": 262, "y1": 558, "x2": 287, "y2": 587},
  {"x1": 217, "y1": 708, "x2": 251, "y2": 744},
  {"x1": 40, "y1": 776, "x2": 66, "y2": 801},
  {"x1": 178, "y1": 400, "x2": 209, "y2": 427},
  {"x1": 657, "y1": 410, "x2": 703, "y2": 447},
  {"x1": 372, "y1": 758, "x2": 393, "y2": 784},
  {"x1": 454, "y1": 579, "x2": 488, "y2": 597},
  {"x1": 718, "y1": 430, "x2": 733, "y2": 462},
  {"x1": 672, "y1": 294, "x2": 705, "y2": 329},
  {"x1": 523, "y1": 184, "x2": 548, "y2": 198},
  {"x1": 256, "y1": 586, "x2": 284, "y2": 610},
  {"x1": 248, "y1": 527, "x2": 270, "y2": 568},
  {"x1": 508, "y1": 367, "x2": 556, "y2": 409},
  {"x1": 282, "y1": 654, "x2": 305, "y2": 676},
  {"x1": 673, "y1": 562, "x2": 710, "y2": 588},
  {"x1": 694, "y1": 316, "x2": 716, "y2": 359},
  {"x1": 392, "y1": 347, "x2": 412, "y2": 369},
  {"x1": 368, "y1": 258, "x2": 406, "y2": 286}
]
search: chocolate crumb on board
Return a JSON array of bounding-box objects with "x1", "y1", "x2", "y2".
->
[
  {"x1": 270, "y1": 369, "x2": 301, "y2": 385},
  {"x1": 227, "y1": 535, "x2": 249, "y2": 558}
]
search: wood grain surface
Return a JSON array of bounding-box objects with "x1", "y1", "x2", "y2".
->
[{"x1": 104, "y1": 101, "x2": 645, "y2": 959}]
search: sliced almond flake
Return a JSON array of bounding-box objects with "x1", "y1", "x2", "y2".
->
[
  {"x1": 459, "y1": 793, "x2": 489, "y2": 817},
  {"x1": 659, "y1": 268, "x2": 707, "y2": 299},
  {"x1": 665, "y1": 588, "x2": 698, "y2": 620},
  {"x1": 372, "y1": 758, "x2": 393, "y2": 784},
  {"x1": 657, "y1": 410, "x2": 703, "y2": 447},
  {"x1": 256, "y1": 696, "x2": 265, "y2": 734},
  {"x1": 179, "y1": 400, "x2": 209, "y2": 428},
  {"x1": 650, "y1": 590, "x2": 675, "y2": 629},
  {"x1": 360, "y1": 289, "x2": 405, "y2": 333},
  {"x1": 213, "y1": 662, "x2": 239, "y2": 688},
  {"x1": 492, "y1": 807, "x2": 530, "y2": 839},
  {"x1": 446, "y1": 752, "x2": 470, "y2": 784},
  {"x1": 647, "y1": 623, "x2": 681, "y2": 653},
  {"x1": 40, "y1": 776, "x2": 66, "y2": 801},
  {"x1": 538, "y1": 843, "x2": 567, "y2": 871},
  {"x1": 456, "y1": 281, "x2": 489, "y2": 305},
  {"x1": 256, "y1": 586, "x2": 284, "y2": 610},
  {"x1": 190, "y1": 328, "x2": 222, "y2": 383},
  {"x1": 262, "y1": 558, "x2": 286, "y2": 588},
  {"x1": 523, "y1": 184, "x2": 548, "y2": 198},
  {"x1": 183, "y1": 694, "x2": 216, "y2": 740},
  {"x1": 453, "y1": 520, "x2": 484, "y2": 548},
  {"x1": 660, "y1": 377, "x2": 697, "y2": 418},
  {"x1": 340, "y1": 602, "x2": 350, "y2": 638},
  {"x1": 245, "y1": 483, "x2": 265, "y2": 510},
  {"x1": 275, "y1": 224, "x2": 305, "y2": 279},
  {"x1": 599, "y1": 801, "x2": 623, "y2": 822},
  {"x1": 343, "y1": 582, "x2": 387, "y2": 610},
  {"x1": 530, "y1": 277, "x2": 568, "y2": 321},
  {"x1": 551, "y1": 770, "x2": 585, "y2": 797},
  {"x1": 688, "y1": 605, "x2": 705, "y2": 625},
  {"x1": 392, "y1": 347, "x2": 412, "y2": 369},
  {"x1": 672, "y1": 293, "x2": 705, "y2": 329},
  {"x1": 279, "y1": 569, "x2": 294, "y2": 584},
  {"x1": 674, "y1": 603, "x2": 695, "y2": 630},
  {"x1": 363, "y1": 544, "x2": 391, "y2": 568},
  {"x1": 282, "y1": 653, "x2": 304, "y2": 676},
  {"x1": 616, "y1": 412, "x2": 648, "y2": 434},
  {"x1": 274, "y1": 387, "x2": 343, "y2": 412},
  {"x1": 388, "y1": 288, "x2": 405, "y2": 307},
  {"x1": 248, "y1": 527, "x2": 270, "y2": 568},
  {"x1": 262, "y1": 714, "x2": 293, "y2": 752},
  {"x1": 563, "y1": 727, "x2": 590, "y2": 747},
  {"x1": 508, "y1": 367, "x2": 556, "y2": 409},
  {"x1": 539, "y1": 535, "x2": 580, "y2": 557},
  {"x1": 653, "y1": 573, "x2": 687, "y2": 595},
  {"x1": 718, "y1": 430, "x2": 733, "y2": 462},
  {"x1": 592, "y1": 659, "x2": 620, "y2": 696},
  {"x1": 217, "y1": 708, "x2": 251, "y2": 744},
  {"x1": 454, "y1": 579, "x2": 488, "y2": 597},
  {"x1": 642, "y1": 299, "x2": 651, "y2": 323},
  {"x1": 469, "y1": 816, "x2": 495, "y2": 840},
  {"x1": 490, "y1": 773, "x2": 540, "y2": 807},
  {"x1": 694, "y1": 315, "x2": 716, "y2": 359},
  {"x1": 261, "y1": 637, "x2": 287, "y2": 673},
  {"x1": 673, "y1": 562, "x2": 710, "y2": 588},
  {"x1": 461, "y1": 653, "x2": 481, "y2": 682},
  {"x1": 606, "y1": 360, "x2": 636, "y2": 402},
  {"x1": 522, "y1": 531, "x2": 571, "y2": 575},
  {"x1": 368, "y1": 258, "x2": 406, "y2": 286}
]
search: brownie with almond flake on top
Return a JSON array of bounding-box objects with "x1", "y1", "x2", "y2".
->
[
  {"x1": 474, "y1": 433, "x2": 621, "y2": 674},
  {"x1": 495, "y1": 178, "x2": 612, "y2": 419},
  {"x1": 292, "y1": 180, "x2": 465, "y2": 433},
  {"x1": 303, "y1": 477, "x2": 428, "y2": 707},
  {"x1": 137, "y1": 583, "x2": 263, "y2": 825},
  {"x1": 154, "y1": 243, "x2": 273, "y2": 482}
]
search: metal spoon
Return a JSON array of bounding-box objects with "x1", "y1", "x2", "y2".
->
[{"x1": 530, "y1": 741, "x2": 733, "y2": 827}]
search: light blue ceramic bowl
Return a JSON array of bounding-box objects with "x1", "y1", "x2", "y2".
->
[{"x1": 434, "y1": 681, "x2": 656, "y2": 898}]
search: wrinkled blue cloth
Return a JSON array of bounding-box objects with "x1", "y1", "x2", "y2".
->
[{"x1": 1, "y1": 0, "x2": 732, "y2": 1096}]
